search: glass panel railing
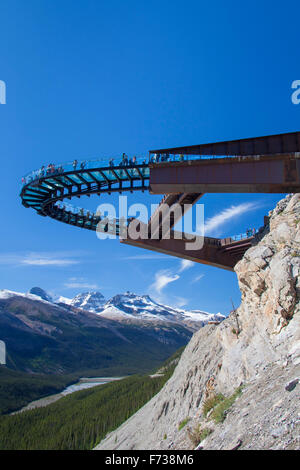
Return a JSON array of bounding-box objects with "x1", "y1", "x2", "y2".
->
[
  {"x1": 21, "y1": 154, "x2": 149, "y2": 187},
  {"x1": 148, "y1": 153, "x2": 259, "y2": 163},
  {"x1": 21, "y1": 151, "x2": 261, "y2": 188}
]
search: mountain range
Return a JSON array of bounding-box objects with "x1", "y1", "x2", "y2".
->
[
  {"x1": 0, "y1": 287, "x2": 224, "y2": 376},
  {"x1": 30, "y1": 287, "x2": 225, "y2": 327}
]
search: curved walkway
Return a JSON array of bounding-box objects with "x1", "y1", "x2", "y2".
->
[
  {"x1": 20, "y1": 153, "x2": 259, "y2": 242},
  {"x1": 20, "y1": 158, "x2": 151, "y2": 234}
]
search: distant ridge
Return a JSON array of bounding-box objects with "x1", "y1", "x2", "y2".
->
[{"x1": 1, "y1": 287, "x2": 225, "y2": 329}]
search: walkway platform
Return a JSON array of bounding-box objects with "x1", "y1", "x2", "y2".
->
[{"x1": 20, "y1": 131, "x2": 299, "y2": 270}]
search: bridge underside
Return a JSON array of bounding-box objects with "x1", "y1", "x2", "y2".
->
[{"x1": 121, "y1": 230, "x2": 254, "y2": 271}]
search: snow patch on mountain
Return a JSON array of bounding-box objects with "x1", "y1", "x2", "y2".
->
[
  {"x1": 0, "y1": 289, "x2": 56, "y2": 307},
  {"x1": 70, "y1": 291, "x2": 106, "y2": 313},
  {"x1": 100, "y1": 305, "x2": 137, "y2": 321},
  {"x1": 55, "y1": 296, "x2": 73, "y2": 305}
]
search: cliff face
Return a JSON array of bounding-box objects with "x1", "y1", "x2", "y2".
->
[{"x1": 95, "y1": 194, "x2": 300, "y2": 450}]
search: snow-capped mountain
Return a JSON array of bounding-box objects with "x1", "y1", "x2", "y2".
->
[
  {"x1": 0, "y1": 288, "x2": 55, "y2": 306},
  {"x1": 0, "y1": 288, "x2": 192, "y2": 375},
  {"x1": 0, "y1": 287, "x2": 225, "y2": 329},
  {"x1": 98, "y1": 291, "x2": 225, "y2": 327},
  {"x1": 69, "y1": 291, "x2": 106, "y2": 313}
]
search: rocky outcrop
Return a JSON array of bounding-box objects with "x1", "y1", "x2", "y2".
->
[{"x1": 94, "y1": 194, "x2": 300, "y2": 450}]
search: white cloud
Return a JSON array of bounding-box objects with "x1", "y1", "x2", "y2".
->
[
  {"x1": 150, "y1": 269, "x2": 180, "y2": 295},
  {"x1": 149, "y1": 260, "x2": 196, "y2": 306},
  {"x1": 202, "y1": 202, "x2": 259, "y2": 236},
  {"x1": 179, "y1": 259, "x2": 194, "y2": 272},
  {"x1": 63, "y1": 277, "x2": 101, "y2": 290},
  {"x1": 22, "y1": 257, "x2": 78, "y2": 267},
  {"x1": 64, "y1": 282, "x2": 100, "y2": 289}
]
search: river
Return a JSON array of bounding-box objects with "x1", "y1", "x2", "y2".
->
[{"x1": 12, "y1": 376, "x2": 125, "y2": 414}]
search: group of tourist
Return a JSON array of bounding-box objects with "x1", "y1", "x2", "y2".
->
[
  {"x1": 21, "y1": 154, "x2": 149, "y2": 185},
  {"x1": 72, "y1": 159, "x2": 87, "y2": 170},
  {"x1": 21, "y1": 163, "x2": 64, "y2": 185},
  {"x1": 106, "y1": 152, "x2": 185, "y2": 168},
  {"x1": 108, "y1": 154, "x2": 146, "y2": 167},
  {"x1": 21, "y1": 152, "x2": 187, "y2": 186}
]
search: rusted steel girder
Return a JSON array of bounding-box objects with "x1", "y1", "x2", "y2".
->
[{"x1": 149, "y1": 154, "x2": 300, "y2": 194}]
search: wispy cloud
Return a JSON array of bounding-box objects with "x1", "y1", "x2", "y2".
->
[
  {"x1": 179, "y1": 259, "x2": 194, "y2": 272},
  {"x1": 191, "y1": 274, "x2": 204, "y2": 284},
  {"x1": 149, "y1": 272, "x2": 184, "y2": 308},
  {"x1": 64, "y1": 282, "x2": 100, "y2": 289},
  {"x1": 150, "y1": 269, "x2": 180, "y2": 295},
  {"x1": 0, "y1": 251, "x2": 82, "y2": 267},
  {"x1": 63, "y1": 277, "x2": 101, "y2": 290},
  {"x1": 149, "y1": 259, "x2": 197, "y2": 307},
  {"x1": 202, "y1": 202, "x2": 259, "y2": 236},
  {"x1": 22, "y1": 257, "x2": 78, "y2": 267}
]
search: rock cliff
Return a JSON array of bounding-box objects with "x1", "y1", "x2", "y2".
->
[{"x1": 95, "y1": 194, "x2": 300, "y2": 450}]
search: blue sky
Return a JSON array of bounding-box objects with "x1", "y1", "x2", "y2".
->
[{"x1": 0, "y1": 0, "x2": 299, "y2": 315}]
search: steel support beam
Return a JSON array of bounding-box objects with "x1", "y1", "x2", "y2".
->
[
  {"x1": 149, "y1": 154, "x2": 300, "y2": 194},
  {"x1": 148, "y1": 192, "x2": 203, "y2": 238}
]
